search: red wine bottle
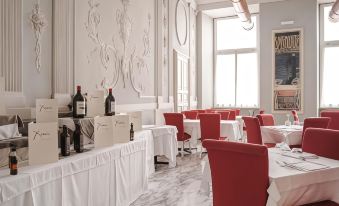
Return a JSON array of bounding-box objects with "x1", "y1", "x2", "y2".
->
[
  {"x1": 73, "y1": 123, "x2": 84, "y2": 153},
  {"x1": 73, "y1": 86, "x2": 86, "y2": 118},
  {"x1": 60, "y1": 125, "x2": 70, "y2": 156},
  {"x1": 105, "y1": 88, "x2": 116, "y2": 116}
]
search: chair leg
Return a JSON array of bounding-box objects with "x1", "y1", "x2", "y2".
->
[
  {"x1": 181, "y1": 141, "x2": 185, "y2": 157},
  {"x1": 189, "y1": 141, "x2": 192, "y2": 153}
]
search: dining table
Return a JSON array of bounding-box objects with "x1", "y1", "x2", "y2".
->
[
  {"x1": 261, "y1": 125, "x2": 303, "y2": 146},
  {"x1": 200, "y1": 148, "x2": 339, "y2": 205},
  {"x1": 183, "y1": 119, "x2": 241, "y2": 147}
]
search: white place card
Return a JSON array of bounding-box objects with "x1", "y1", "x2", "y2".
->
[
  {"x1": 94, "y1": 116, "x2": 114, "y2": 148},
  {"x1": 128, "y1": 111, "x2": 142, "y2": 131},
  {"x1": 112, "y1": 114, "x2": 130, "y2": 144},
  {"x1": 36, "y1": 99, "x2": 58, "y2": 123},
  {"x1": 28, "y1": 122, "x2": 59, "y2": 165},
  {"x1": 87, "y1": 90, "x2": 105, "y2": 117}
]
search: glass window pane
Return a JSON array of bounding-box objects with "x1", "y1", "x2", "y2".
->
[
  {"x1": 215, "y1": 54, "x2": 236, "y2": 106},
  {"x1": 324, "y1": 6, "x2": 339, "y2": 41},
  {"x1": 236, "y1": 53, "x2": 259, "y2": 107},
  {"x1": 321, "y1": 47, "x2": 339, "y2": 107},
  {"x1": 216, "y1": 16, "x2": 257, "y2": 50}
]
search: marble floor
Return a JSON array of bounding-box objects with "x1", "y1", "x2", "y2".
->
[{"x1": 131, "y1": 152, "x2": 212, "y2": 206}]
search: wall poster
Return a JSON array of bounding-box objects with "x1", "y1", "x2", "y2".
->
[{"x1": 272, "y1": 29, "x2": 303, "y2": 113}]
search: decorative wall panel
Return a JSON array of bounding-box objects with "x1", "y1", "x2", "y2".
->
[{"x1": 0, "y1": 0, "x2": 22, "y2": 92}]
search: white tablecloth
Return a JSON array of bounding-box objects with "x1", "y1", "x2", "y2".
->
[
  {"x1": 184, "y1": 120, "x2": 241, "y2": 146},
  {"x1": 261, "y1": 125, "x2": 303, "y2": 145},
  {"x1": 142, "y1": 125, "x2": 178, "y2": 168},
  {"x1": 200, "y1": 148, "x2": 339, "y2": 205},
  {"x1": 0, "y1": 131, "x2": 154, "y2": 206}
]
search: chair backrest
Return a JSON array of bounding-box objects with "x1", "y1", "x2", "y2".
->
[
  {"x1": 181, "y1": 111, "x2": 198, "y2": 120},
  {"x1": 163, "y1": 113, "x2": 185, "y2": 141},
  {"x1": 228, "y1": 110, "x2": 236, "y2": 120},
  {"x1": 203, "y1": 140, "x2": 268, "y2": 206},
  {"x1": 205, "y1": 109, "x2": 216, "y2": 113},
  {"x1": 235, "y1": 109, "x2": 240, "y2": 116},
  {"x1": 199, "y1": 113, "x2": 221, "y2": 141},
  {"x1": 216, "y1": 111, "x2": 230, "y2": 120},
  {"x1": 259, "y1": 110, "x2": 265, "y2": 114},
  {"x1": 242, "y1": 116, "x2": 263, "y2": 145},
  {"x1": 302, "y1": 117, "x2": 330, "y2": 139},
  {"x1": 302, "y1": 128, "x2": 339, "y2": 160},
  {"x1": 291, "y1": 110, "x2": 299, "y2": 122},
  {"x1": 256, "y1": 114, "x2": 275, "y2": 126},
  {"x1": 321, "y1": 111, "x2": 339, "y2": 130}
]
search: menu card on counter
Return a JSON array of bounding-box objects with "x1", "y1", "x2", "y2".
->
[
  {"x1": 128, "y1": 111, "x2": 142, "y2": 131},
  {"x1": 28, "y1": 122, "x2": 58, "y2": 165},
  {"x1": 112, "y1": 114, "x2": 130, "y2": 144},
  {"x1": 87, "y1": 90, "x2": 105, "y2": 117},
  {"x1": 94, "y1": 116, "x2": 114, "y2": 148},
  {"x1": 36, "y1": 99, "x2": 58, "y2": 123}
]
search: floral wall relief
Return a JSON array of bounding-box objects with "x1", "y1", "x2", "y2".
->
[{"x1": 85, "y1": 0, "x2": 151, "y2": 96}]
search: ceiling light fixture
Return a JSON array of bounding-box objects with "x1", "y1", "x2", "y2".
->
[
  {"x1": 329, "y1": 0, "x2": 339, "y2": 23},
  {"x1": 231, "y1": 0, "x2": 254, "y2": 30}
]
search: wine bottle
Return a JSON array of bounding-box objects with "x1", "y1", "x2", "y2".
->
[
  {"x1": 73, "y1": 86, "x2": 86, "y2": 118},
  {"x1": 73, "y1": 123, "x2": 84, "y2": 153},
  {"x1": 9, "y1": 146, "x2": 17, "y2": 175},
  {"x1": 130, "y1": 123, "x2": 134, "y2": 141},
  {"x1": 105, "y1": 88, "x2": 116, "y2": 116},
  {"x1": 60, "y1": 125, "x2": 70, "y2": 156}
]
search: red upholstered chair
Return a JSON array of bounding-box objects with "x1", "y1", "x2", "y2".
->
[
  {"x1": 259, "y1": 110, "x2": 265, "y2": 114},
  {"x1": 228, "y1": 110, "x2": 236, "y2": 120},
  {"x1": 302, "y1": 128, "x2": 339, "y2": 160},
  {"x1": 181, "y1": 111, "x2": 198, "y2": 120},
  {"x1": 302, "y1": 200, "x2": 339, "y2": 206},
  {"x1": 164, "y1": 113, "x2": 191, "y2": 156},
  {"x1": 291, "y1": 110, "x2": 300, "y2": 122},
  {"x1": 191, "y1": 109, "x2": 206, "y2": 119},
  {"x1": 216, "y1": 111, "x2": 230, "y2": 120},
  {"x1": 302, "y1": 117, "x2": 330, "y2": 139},
  {"x1": 205, "y1": 109, "x2": 216, "y2": 113},
  {"x1": 256, "y1": 114, "x2": 275, "y2": 126},
  {"x1": 235, "y1": 109, "x2": 240, "y2": 116},
  {"x1": 321, "y1": 111, "x2": 339, "y2": 130},
  {"x1": 199, "y1": 113, "x2": 222, "y2": 141},
  {"x1": 242, "y1": 116, "x2": 263, "y2": 145},
  {"x1": 203, "y1": 140, "x2": 269, "y2": 206},
  {"x1": 242, "y1": 116, "x2": 275, "y2": 147}
]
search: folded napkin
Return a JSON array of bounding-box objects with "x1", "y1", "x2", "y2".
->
[{"x1": 0, "y1": 123, "x2": 20, "y2": 140}]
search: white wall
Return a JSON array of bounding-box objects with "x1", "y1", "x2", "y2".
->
[
  {"x1": 197, "y1": 12, "x2": 213, "y2": 109},
  {"x1": 260, "y1": 0, "x2": 318, "y2": 124}
]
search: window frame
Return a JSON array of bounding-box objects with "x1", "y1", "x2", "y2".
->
[
  {"x1": 319, "y1": 3, "x2": 339, "y2": 108},
  {"x1": 213, "y1": 14, "x2": 260, "y2": 109}
]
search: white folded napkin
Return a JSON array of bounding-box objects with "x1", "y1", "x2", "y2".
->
[{"x1": 0, "y1": 123, "x2": 20, "y2": 140}]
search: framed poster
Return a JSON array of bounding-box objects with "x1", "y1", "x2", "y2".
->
[{"x1": 272, "y1": 28, "x2": 303, "y2": 113}]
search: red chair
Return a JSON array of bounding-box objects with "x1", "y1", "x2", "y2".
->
[
  {"x1": 181, "y1": 111, "x2": 198, "y2": 120},
  {"x1": 199, "y1": 113, "x2": 222, "y2": 141},
  {"x1": 242, "y1": 116, "x2": 263, "y2": 145},
  {"x1": 164, "y1": 113, "x2": 191, "y2": 156},
  {"x1": 216, "y1": 111, "x2": 230, "y2": 120},
  {"x1": 191, "y1": 109, "x2": 206, "y2": 119},
  {"x1": 259, "y1": 110, "x2": 265, "y2": 114},
  {"x1": 257, "y1": 114, "x2": 275, "y2": 126},
  {"x1": 302, "y1": 117, "x2": 330, "y2": 139},
  {"x1": 228, "y1": 110, "x2": 236, "y2": 120},
  {"x1": 291, "y1": 110, "x2": 300, "y2": 122},
  {"x1": 205, "y1": 109, "x2": 216, "y2": 113},
  {"x1": 235, "y1": 109, "x2": 240, "y2": 116},
  {"x1": 302, "y1": 128, "x2": 339, "y2": 160},
  {"x1": 203, "y1": 140, "x2": 269, "y2": 206},
  {"x1": 302, "y1": 200, "x2": 339, "y2": 206},
  {"x1": 321, "y1": 111, "x2": 339, "y2": 130},
  {"x1": 242, "y1": 116, "x2": 275, "y2": 147}
]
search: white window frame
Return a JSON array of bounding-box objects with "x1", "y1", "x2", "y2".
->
[
  {"x1": 319, "y1": 3, "x2": 339, "y2": 108},
  {"x1": 213, "y1": 15, "x2": 260, "y2": 109}
]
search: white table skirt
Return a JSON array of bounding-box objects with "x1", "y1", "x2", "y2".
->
[
  {"x1": 200, "y1": 148, "x2": 339, "y2": 205},
  {"x1": 261, "y1": 125, "x2": 303, "y2": 145},
  {"x1": 142, "y1": 125, "x2": 178, "y2": 168},
  {"x1": 0, "y1": 131, "x2": 154, "y2": 206},
  {"x1": 184, "y1": 120, "x2": 241, "y2": 146}
]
